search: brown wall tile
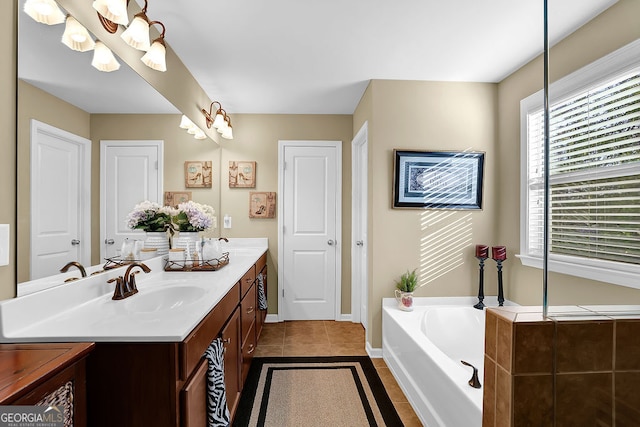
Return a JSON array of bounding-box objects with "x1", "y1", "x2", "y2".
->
[
  {"x1": 556, "y1": 321, "x2": 614, "y2": 373},
  {"x1": 615, "y1": 320, "x2": 640, "y2": 371},
  {"x1": 513, "y1": 322, "x2": 554, "y2": 374},
  {"x1": 496, "y1": 317, "x2": 513, "y2": 373},
  {"x1": 483, "y1": 356, "x2": 496, "y2": 427},
  {"x1": 615, "y1": 371, "x2": 640, "y2": 427},
  {"x1": 495, "y1": 366, "x2": 512, "y2": 427},
  {"x1": 556, "y1": 373, "x2": 612, "y2": 427},
  {"x1": 486, "y1": 310, "x2": 498, "y2": 361},
  {"x1": 513, "y1": 374, "x2": 553, "y2": 426}
]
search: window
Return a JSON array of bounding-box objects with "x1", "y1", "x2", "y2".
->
[{"x1": 519, "y1": 39, "x2": 640, "y2": 288}]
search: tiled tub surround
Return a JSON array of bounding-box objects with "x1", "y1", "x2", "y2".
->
[
  {"x1": 383, "y1": 296, "x2": 513, "y2": 427},
  {"x1": 484, "y1": 305, "x2": 640, "y2": 426}
]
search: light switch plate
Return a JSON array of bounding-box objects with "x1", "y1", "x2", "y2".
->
[{"x1": 0, "y1": 224, "x2": 9, "y2": 266}]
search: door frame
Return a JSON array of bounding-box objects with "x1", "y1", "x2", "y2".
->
[
  {"x1": 351, "y1": 122, "x2": 368, "y2": 327},
  {"x1": 277, "y1": 140, "x2": 342, "y2": 322},
  {"x1": 99, "y1": 140, "x2": 164, "y2": 260},
  {"x1": 30, "y1": 119, "x2": 91, "y2": 277}
]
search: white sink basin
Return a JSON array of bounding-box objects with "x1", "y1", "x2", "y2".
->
[{"x1": 124, "y1": 286, "x2": 206, "y2": 313}]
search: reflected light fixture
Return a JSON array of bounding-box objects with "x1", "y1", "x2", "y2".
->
[
  {"x1": 193, "y1": 128, "x2": 207, "y2": 140},
  {"x1": 221, "y1": 116, "x2": 233, "y2": 140},
  {"x1": 61, "y1": 15, "x2": 95, "y2": 52},
  {"x1": 92, "y1": 0, "x2": 129, "y2": 26},
  {"x1": 179, "y1": 115, "x2": 195, "y2": 130},
  {"x1": 24, "y1": 0, "x2": 65, "y2": 25},
  {"x1": 140, "y1": 21, "x2": 167, "y2": 71},
  {"x1": 91, "y1": 41, "x2": 121, "y2": 72}
]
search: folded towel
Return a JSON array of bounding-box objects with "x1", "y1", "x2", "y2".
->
[
  {"x1": 257, "y1": 272, "x2": 267, "y2": 311},
  {"x1": 203, "y1": 338, "x2": 230, "y2": 427}
]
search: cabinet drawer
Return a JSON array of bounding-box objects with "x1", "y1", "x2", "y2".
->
[
  {"x1": 240, "y1": 265, "x2": 256, "y2": 298},
  {"x1": 241, "y1": 284, "x2": 257, "y2": 346},
  {"x1": 241, "y1": 321, "x2": 256, "y2": 385},
  {"x1": 256, "y1": 253, "x2": 267, "y2": 274},
  {"x1": 181, "y1": 283, "x2": 240, "y2": 380}
]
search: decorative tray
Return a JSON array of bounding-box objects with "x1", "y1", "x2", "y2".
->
[
  {"x1": 163, "y1": 252, "x2": 230, "y2": 272},
  {"x1": 103, "y1": 256, "x2": 138, "y2": 270}
]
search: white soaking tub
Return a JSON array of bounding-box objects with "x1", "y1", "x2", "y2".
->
[{"x1": 382, "y1": 296, "x2": 509, "y2": 427}]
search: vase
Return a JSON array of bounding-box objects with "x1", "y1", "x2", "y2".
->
[
  {"x1": 144, "y1": 231, "x2": 170, "y2": 255},
  {"x1": 173, "y1": 232, "x2": 200, "y2": 256},
  {"x1": 394, "y1": 289, "x2": 414, "y2": 311}
]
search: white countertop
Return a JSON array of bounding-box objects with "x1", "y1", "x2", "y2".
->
[{"x1": 0, "y1": 238, "x2": 268, "y2": 343}]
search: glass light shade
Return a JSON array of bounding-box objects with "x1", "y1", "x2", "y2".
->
[
  {"x1": 216, "y1": 120, "x2": 227, "y2": 134},
  {"x1": 141, "y1": 39, "x2": 167, "y2": 72},
  {"x1": 91, "y1": 41, "x2": 121, "y2": 72},
  {"x1": 121, "y1": 14, "x2": 151, "y2": 51},
  {"x1": 92, "y1": 0, "x2": 129, "y2": 26},
  {"x1": 193, "y1": 128, "x2": 207, "y2": 140},
  {"x1": 24, "y1": 0, "x2": 65, "y2": 25},
  {"x1": 221, "y1": 125, "x2": 233, "y2": 140},
  {"x1": 212, "y1": 112, "x2": 225, "y2": 129},
  {"x1": 61, "y1": 16, "x2": 95, "y2": 52},
  {"x1": 179, "y1": 115, "x2": 195, "y2": 129}
]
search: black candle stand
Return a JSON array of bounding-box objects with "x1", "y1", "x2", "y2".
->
[
  {"x1": 494, "y1": 258, "x2": 505, "y2": 307},
  {"x1": 473, "y1": 256, "x2": 488, "y2": 310}
]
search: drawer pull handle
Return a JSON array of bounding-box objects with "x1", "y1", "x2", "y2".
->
[
  {"x1": 247, "y1": 344, "x2": 255, "y2": 354},
  {"x1": 245, "y1": 278, "x2": 253, "y2": 283},
  {"x1": 222, "y1": 338, "x2": 231, "y2": 345},
  {"x1": 246, "y1": 306, "x2": 255, "y2": 314}
]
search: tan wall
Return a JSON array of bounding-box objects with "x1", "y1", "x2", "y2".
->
[
  {"x1": 218, "y1": 114, "x2": 354, "y2": 314},
  {"x1": 359, "y1": 79, "x2": 499, "y2": 347},
  {"x1": 496, "y1": 0, "x2": 640, "y2": 307},
  {"x1": 0, "y1": 0, "x2": 16, "y2": 300},
  {"x1": 16, "y1": 81, "x2": 91, "y2": 282}
]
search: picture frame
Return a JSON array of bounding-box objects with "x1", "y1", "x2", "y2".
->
[
  {"x1": 393, "y1": 150, "x2": 484, "y2": 209},
  {"x1": 249, "y1": 192, "x2": 276, "y2": 218},
  {"x1": 164, "y1": 191, "x2": 192, "y2": 207},
  {"x1": 229, "y1": 161, "x2": 256, "y2": 188},
  {"x1": 184, "y1": 161, "x2": 212, "y2": 188}
]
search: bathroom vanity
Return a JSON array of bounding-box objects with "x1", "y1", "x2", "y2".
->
[{"x1": 0, "y1": 238, "x2": 268, "y2": 426}]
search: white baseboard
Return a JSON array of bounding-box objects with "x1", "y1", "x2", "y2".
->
[
  {"x1": 337, "y1": 313, "x2": 352, "y2": 322},
  {"x1": 265, "y1": 314, "x2": 280, "y2": 323},
  {"x1": 366, "y1": 342, "x2": 382, "y2": 358}
]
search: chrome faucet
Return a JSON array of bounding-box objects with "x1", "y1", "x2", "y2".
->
[
  {"x1": 60, "y1": 261, "x2": 87, "y2": 277},
  {"x1": 108, "y1": 262, "x2": 151, "y2": 300}
]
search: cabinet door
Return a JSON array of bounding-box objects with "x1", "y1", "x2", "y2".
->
[
  {"x1": 181, "y1": 359, "x2": 208, "y2": 427},
  {"x1": 241, "y1": 284, "x2": 257, "y2": 347},
  {"x1": 222, "y1": 308, "x2": 241, "y2": 419},
  {"x1": 241, "y1": 321, "x2": 256, "y2": 385}
]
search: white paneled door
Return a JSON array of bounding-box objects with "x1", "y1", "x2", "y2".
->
[
  {"x1": 279, "y1": 141, "x2": 342, "y2": 320},
  {"x1": 100, "y1": 141, "x2": 163, "y2": 260},
  {"x1": 30, "y1": 120, "x2": 91, "y2": 280}
]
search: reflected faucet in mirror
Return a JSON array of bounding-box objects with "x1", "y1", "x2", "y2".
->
[{"x1": 60, "y1": 261, "x2": 87, "y2": 281}]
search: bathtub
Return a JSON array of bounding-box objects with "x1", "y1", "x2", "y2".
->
[{"x1": 382, "y1": 296, "x2": 507, "y2": 427}]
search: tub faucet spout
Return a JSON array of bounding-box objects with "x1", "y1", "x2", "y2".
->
[{"x1": 461, "y1": 360, "x2": 481, "y2": 389}]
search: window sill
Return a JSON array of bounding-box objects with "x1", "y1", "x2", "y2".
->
[{"x1": 516, "y1": 253, "x2": 640, "y2": 290}]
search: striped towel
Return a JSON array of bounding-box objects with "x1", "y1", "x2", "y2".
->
[
  {"x1": 257, "y1": 272, "x2": 267, "y2": 310},
  {"x1": 203, "y1": 338, "x2": 230, "y2": 427}
]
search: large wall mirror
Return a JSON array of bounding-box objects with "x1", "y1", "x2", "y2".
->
[{"x1": 17, "y1": 4, "x2": 221, "y2": 290}]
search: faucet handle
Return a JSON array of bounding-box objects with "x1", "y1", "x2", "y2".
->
[{"x1": 108, "y1": 276, "x2": 127, "y2": 300}]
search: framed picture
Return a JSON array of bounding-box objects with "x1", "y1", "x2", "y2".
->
[
  {"x1": 164, "y1": 191, "x2": 192, "y2": 207},
  {"x1": 393, "y1": 150, "x2": 484, "y2": 209},
  {"x1": 184, "y1": 161, "x2": 212, "y2": 188},
  {"x1": 229, "y1": 161, "x2": 256, "y2": 188},
  {"x1": 249, "y1": 192, "x2": 276, "y2": 218}
]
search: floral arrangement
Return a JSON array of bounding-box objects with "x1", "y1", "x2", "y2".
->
[
  {"x1": 126, "y1": 201, "x2": 176, "y2": 232},
  {"x1": 173, "y1": 201, "x2": 216, "y2": 232}
]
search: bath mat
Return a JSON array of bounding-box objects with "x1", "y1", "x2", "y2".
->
[{"x1": 233, "y1": 356, "x2": 404, "y2": 427}]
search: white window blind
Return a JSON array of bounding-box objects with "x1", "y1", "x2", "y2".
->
[{"x1": 527, "y1": 68, "x2": 640, "y2": 266}]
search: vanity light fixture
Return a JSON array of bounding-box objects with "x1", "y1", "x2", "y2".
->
[
  {"x1": 140, "y1": 22, "x2": 167, "y2": 72},
  {"x1": 221, "y1": 116, "x2": 233, "y2": 140},
  {"x1": 201, "y1": 101, "x2": 225, "y2": 129},
  {"x1": 61, "y1": 15, "x2": 96, "y2": 52},
  {"x1": 24, "y1": 0, "x2": 66, "y2": 25},
  {"x1": 193, "y1": 128, "x2": 207, "y2": 140},
  {"x1": 121, "y1": 0, "x2": 156, "y2": 51},
  {"x1": 92, "y1": 0, "x2": 129, "y2": 26},
  {"x1": 179, "y1": 115, "x2": 196, "y2": 130},
  {"x1": 91, "y1": 41, "x2": 121, "y2": 72}
]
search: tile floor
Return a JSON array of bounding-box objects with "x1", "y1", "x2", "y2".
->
[{"x1": 255, "y1": 320, "x2": 423, "y2": 426}]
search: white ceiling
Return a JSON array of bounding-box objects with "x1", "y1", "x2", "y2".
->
[{"x1": 18, "y1": 0, "x2": 618, "y2": 115}]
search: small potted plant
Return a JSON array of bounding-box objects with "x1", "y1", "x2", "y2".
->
[{"x1": 394, "y1": 269, "x2": 417, "y2": 311}]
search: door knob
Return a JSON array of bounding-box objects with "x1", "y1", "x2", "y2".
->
[
  {"x1": 71, "y1": 239, "x2": 81, "y2": 245},
  {"x1": 327, "y1": 239, "x2": 336, "y2": 246},
  {"x1": 356, "y1": 240, "x2": 364, "y2": 246},
  {"x1": 105, "y1": 239, "x2": 115, "y2": 245}
]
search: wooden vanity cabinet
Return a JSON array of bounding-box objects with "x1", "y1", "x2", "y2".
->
[{"x1": 86, "y1": 256, "x2": 267, "y2": 427}]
